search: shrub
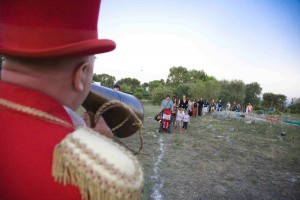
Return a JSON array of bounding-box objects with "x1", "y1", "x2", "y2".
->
[
  {"x1": 133, "y1": 92, "x2": 143, "y2": 100},
  {"x1": 151, "y1": 87, "x2": 174, "y2": 105}
]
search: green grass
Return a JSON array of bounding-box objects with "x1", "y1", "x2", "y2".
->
[
  {"x1": 77, "y1": 103, "x2": 300, "y2": 199},
  {"x1": 132, "y1": 104, "x2": 300, "y2": 199}
]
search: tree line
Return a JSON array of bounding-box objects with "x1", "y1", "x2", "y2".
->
[{"x1": 58, "y1": 65, "x2": 300, "y2": 114}]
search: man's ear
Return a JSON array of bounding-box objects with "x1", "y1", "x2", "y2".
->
[{"x1": 73, "y1": 62, "x2": 89, "y2": 92}]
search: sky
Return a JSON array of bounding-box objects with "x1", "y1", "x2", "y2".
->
[{"x1": 94, "y1": 0, "x2": 300, "y2": 99}]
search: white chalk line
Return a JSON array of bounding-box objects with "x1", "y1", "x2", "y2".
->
[{"x1": 150, "y1": 135, "x2": 164, "y2": 200}]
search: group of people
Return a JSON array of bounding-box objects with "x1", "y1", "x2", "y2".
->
[
  {"x1": 230, "y1": 102, "x2": 253, "y2": 113},
  {"x1": 160, "y1": 94, "x2": 254, "y2": 133},
  {"x1": 160, "y1": 95, "x2": 190, "y2": 133}
]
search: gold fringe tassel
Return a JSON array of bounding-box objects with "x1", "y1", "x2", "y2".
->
[{"x1": 52, "y1": 144, "x2": 142, "y2": 200}]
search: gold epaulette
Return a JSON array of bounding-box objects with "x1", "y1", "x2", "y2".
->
[{"x1": 52, "y1": 127, "x2": 144, "y2": 200}]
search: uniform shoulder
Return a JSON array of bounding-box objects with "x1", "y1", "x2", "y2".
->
[{"x1": 53, "y1": 127, "x2": 143, "y2": 200}]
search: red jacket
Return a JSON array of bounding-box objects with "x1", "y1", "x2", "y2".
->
[{"x1": 0, "y1": 81, "x2": 81, "y2": 199}]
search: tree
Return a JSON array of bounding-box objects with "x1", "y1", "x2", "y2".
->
[
  {"x1": 119, "y1": 84, "x2": 132, "y2": 94},
  {"x1": 187, "y1": 80, "x2": 205, "y2": 100},
  {"x1": 219, "y1": 80, "x2": 245, "y2": 104},
  {"x1": 148, "y1": 79, "x2": 165, "y2": 92},
  {"x1": 166, "y1": 66, "x2": 188, "y2": 87},
  {"x1": 187, "y1": 69, "x2": 216, "y2": 83},
  {"x1": 142, "y1": 82, "x2": 149, "y2": 91},
  {"x1": 133, "y1": 87, "x2": 144, "y2": 99},
  {"x1": 204, "y1": 80, "x2": 222, "y2": 101},
  {"x1": 151, "y1": 87, "x2": 174, "y2": 105},
  {"x1": 288, "y1": 98, "x2": 300, "y2": 113},
  {"x1": 92, "y1": 73, "x2": 116, "y2": 88},
  {"x1": 118, "y1": 77, "x2": 141, "y2": 94},
  {"x1": 262, "y1": 93, "x2": 287, "y2": 112},
  {"x1": 174, "y1": 84, "x2": 190, "y2": 99},
  {"x1": 244, "y1": 82, "x2": 262, "y2": 107}
]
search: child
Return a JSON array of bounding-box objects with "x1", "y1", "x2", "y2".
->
[
  {"x1": 174, "y1": 108, "x2": 184, "y2": 133},
  {"x1": 182, "y1": 110, "x2": 190, "y2": 133},
  {"x1": 171, "y1": 106, "x2": 178, "y2": 125}
]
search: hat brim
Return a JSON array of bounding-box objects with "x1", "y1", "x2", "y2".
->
[{"x1": 0, "y1": 39, "x2": 116, "y2": 58}]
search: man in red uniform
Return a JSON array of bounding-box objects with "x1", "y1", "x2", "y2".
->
[{"x1": 0, "y1": 0, "x2": 116, "y2": 199}]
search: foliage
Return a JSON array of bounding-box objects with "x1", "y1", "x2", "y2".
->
[
  {"x1": 166, "y1": 66, "x2": 188, "y2": 87},
  {"x1": 142, "y1": 82, "x2": 149, "y2": 91},
  {"x1": 91, "y1": 67, "x2": 293, "y2": 108},
  {"x1": 118, "y1": 77, "x2": 141, "y2": 94},
  {"x1": 219, "y1": 80, "x2": 245, "y2": 105},
  {"x1": 262, "y1": 92, "x2": 287, "y2": 112},
  {"x1": 187, "y1": 69, "x2": 215, "y2": 83},
  {"x1": 119, "y1": 84, "x2": 132, "y2": 94},
  {"x1": 244, "y1": 82, "x2": 262, "y2": 107},
  {"x1": 204, "y1": 80, "x2": 222, "y2": 101},
  {"x1": 148, "y1": 79, "x2": 165, "y2": 92},
  {"x1": 166, "y1": 66, "x2": 215, "y2": 88},
  {"x1": 92, "y1": 73, "x2": 116, "y2": 88},
  {"x1": 288, "y1": 98, "x2": 300, "y2": 113},
  {"x1": 151, "y1": 87, "x2": 174, "y2": 105},
  {"x1": 133, "y1": 91, "x2": 143, "y2": 99},
  {"x1": 174, "y1": 84, "x2": 190, "y2": 99},
  {"x1": 187, "y1": 80, "x2": 205, "y2": 100}
]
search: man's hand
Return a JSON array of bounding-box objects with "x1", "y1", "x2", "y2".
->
[{"x1": 83, "y1": 112, "x2": 114, "y2": 138}]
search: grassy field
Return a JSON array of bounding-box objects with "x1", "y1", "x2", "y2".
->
[{"x1": 118, "y1": 103, "x2": 300, "y2": 200}]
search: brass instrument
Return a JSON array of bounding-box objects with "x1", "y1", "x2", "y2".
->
[{"x1": 82, "y1": 83, "x2": 144, "y2": 138}]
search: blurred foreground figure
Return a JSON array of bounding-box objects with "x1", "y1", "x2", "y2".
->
[{"x1": 0, "y1": 0, "x2": 143, "y2": 199}]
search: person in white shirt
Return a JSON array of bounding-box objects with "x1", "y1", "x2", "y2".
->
[
  {"x1": 174, "y1": 108, "x2": 184, "y2": 133},
  {"x1": 182, "y1": 110, "x2": 190, "y2": 133},
  {"x1": 226, "y1": 102, "x2": 231, "y2": 111}
]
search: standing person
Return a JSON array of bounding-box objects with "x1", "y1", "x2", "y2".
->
[
  {"x1": 232, "y1": 102, "x2": 237, "y2": 111},
  {"x1": 188, "y1": 99, "x2": 193, "y2": 116},
  {"x1": 210, "y1": 99, "x2": 216, "y2": 112},
  {"x1": 237, "y1": 103, "x2": 241, "y2": 112},
  {"x1": 0, "y1": 0, "x2": 143, "y2": 199},
  {"x1": 226, "y1": 102, "x2": 231, "y2": 111},
  {"x1": 172, "y1": 95, "x2": 178, "y2": 106},
  {"x1": 246, "y1": 103, "x2": 253, "y2": 113},
  {"x1": 203, "y1": 99, "x2": 209, "y2": 115},
  {"x1": 171, "y1": 105, "x2": 178, "y2": 125},
  {"x1": 217, "y1": 100, "x2": 222, "y2": 111},
  {"x1": 192, "y1": 99, "x2": 198, "y2": 117},
  {"x1": 197, "y1": 98, "x2": 204, "y2": 116},
  {"x1": 182, "y1": 110, "x2": 190, "y2": 133},
  {"x1": 174, "y1": 108, "x2": 184, "y2": 133},
  {"x1": 178, "y1": 95, "x2": 189, "y2": 110}
]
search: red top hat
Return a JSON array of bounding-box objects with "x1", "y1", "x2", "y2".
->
[{"x1": 0, "y1": 0, "x2": 116, "y2": 58}]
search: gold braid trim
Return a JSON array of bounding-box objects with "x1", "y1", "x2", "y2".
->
[{"x1": 0, "y1": 98, "x2": 74, "y2": 129}]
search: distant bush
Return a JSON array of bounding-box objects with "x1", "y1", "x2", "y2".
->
[
  {"x1": 151, "y1": 87, "x2": 174, "y2": 105},
  {"x1": 133, "y1": 92, "x2": 143, "y2": 100},
  {"x1": 256, "y1": 110, "x2": 264, "y2": 115},
  {"x1": 288, "y1": 98, "x2": 300, "y2": 114},
  {"x1": 254, "y1": 105, "x2": 263, "y2": 111}
]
